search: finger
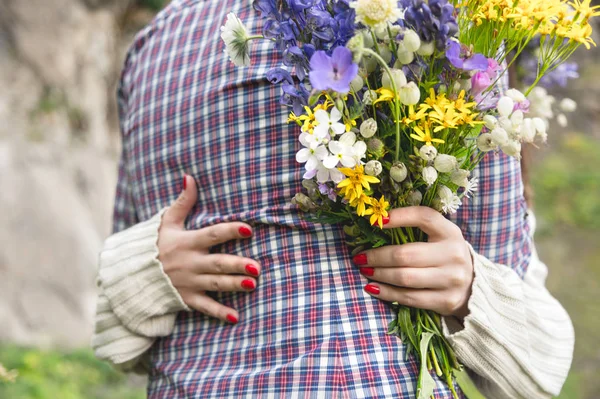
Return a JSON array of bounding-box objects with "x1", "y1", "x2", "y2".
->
[
  {"x1": 181, "y1": 291, "x2": 240, "y2": 324},
  {"x1": 193, "y1": 253, "x2": 261, "y2": 277},
  {"x1": 382, "y1": 206, "x2": 460, "y2": 239},
  {"x1": 189, "y1": 274, "x2": 258, "y2": 293},
  {"x1": 355, "y1": 242, "x2": 448, "y2": 268},
  {"x1": 359, "y1": 266, "x2": 448, "y2": 289},
  {"x1": 189, "y1": 222, "x2": 253, "y2": 249},
  {"x1": 363, "y1": 283, "x2": 463, "y2": 316},
  {"x1": 162, "y1": 175, "x2": 198, "y2": 226}
]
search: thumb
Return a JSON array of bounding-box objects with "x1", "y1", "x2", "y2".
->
[{"x1": 163, "y1": 175, "x2": 198, "y2": 226}]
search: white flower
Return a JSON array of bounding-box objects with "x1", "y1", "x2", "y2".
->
[
  {"x1": 419, "y1": 144, "x2": 437, "y2": 161},
  {"x1": 450, "y1": 169, "x2": 470, "y2": 187},
  {"x1": 350, "y1": 0, "x2": 403, "y2": 30},
  {"x1": 497, "y1": 116, "x2": 515, "y2": 135},
  {"x1": 422, "y1": 166, "x2": 438, "y2": 186},
  {"x1": 363, "y1": 90, "x2": 378, "y2": 105},
  {"x1": 416, "y1": 41, "x2": 435, "y2": 56},
  {"x1": 500, "y1": 140, "x2": 522, "y2": 158},
  {"x1": 314, "y1": 163, "x2": 345, "y2": 184},
  {"x1": 402, "y1": 30, "x2": 421, "y2": 52},
  {"x1": 557, "y1": 113, "x2": 568, "y2": 127},
  {"x1": 382, "y1": 68, "x2": 407, "y2": 92},
  {"x1": 560, "y1": 98, "x2": 577, "y2": 112},
  {"x1": 365, "y1": 160, "x2": 383, "y2": 176},
  {"x1": 491, "y1": 127, "x2": 510, "y2": 146},
  {"x1": 296, "y1": 132, "x2": 328, "y2": 171},
  {"x1": 379, "y1": 46, "x2": 393, "y2": 63},
  {"x1": 532, "y1": 117, "x2": 548, "y2": 142},
  {"x1": 390, "y1": 162, "x2": 408, "y2": 182},
  {"x1": 527, "y1": 87, "x2": 555, "y2": 120},
  {"x1": 407, "y1": 190, "x2": 423, "y2": 206},
  {"x1": 476, "y1": 133, "x2": 496, "y2": 152},
  {"x1": 220, "y1": 13, "x2": 251, "y2": 67},
  {"x1": 313, "y1": 107, "x2": 346, "y2": 139},
  {"x1": 483, "y1": 115, "x2": 498, "y2": 130},
  {"x1": 323, "y1": 132, "x2": 365, "y2": 169},
  {"x1": 434, "y1": 154, "x2": 458, "y2": 173},
  {"x1": 437, "y1": 185, "x2": 461, "y2": 214},
  {"x1": 464, "y1": 177, "x2": 479, "y2": 198},
  {"x1": 399, "y1": 81, "x2": 420, "y2": 105},
  {"x1": 520, "y1": 118, "x2": 536, "y2": 143},
  {"x1": 506, "y1": 88, "x2": 526, "y2": 103},
  {"x1": 361, "y1": 29, "x2": 375, "y2": 48},
  {"x1": 360, "y1": 118, "x2": 378, "y2": 138},
  {"x1": 497, "y1": 96, "x2": 515, "y2": 118}
]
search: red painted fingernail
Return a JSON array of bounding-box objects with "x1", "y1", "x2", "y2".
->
[
  {"x1": 241, "y1": 279, "x2": 255, "y2": 290},
  {"x1": 226, "y1": 314, "x2": 238, "y2": 324},
  {"x1": 382, "y1": 216, "x2": 390, "y2": 225},
  {"x1": 360, "y1": 267, "x2": 375, "y2": 277},
  {"x1": 239, "y1": 226, "x2": 252, "y2": 237},
  {"x1": 353, "y1": 253, "x2": 368, "y2": 266},
  {"x1": 245, "y1": 264, "x2": 259, "y2": 276},
  {"x1": 364, "y1": 284, "x2": 380, "y2": 295},
  {"x1": 182, "y1": 175, "x2": 187, "y2": 190}
]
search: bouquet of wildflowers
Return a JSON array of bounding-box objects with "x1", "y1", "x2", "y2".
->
[{"x1": 221, "y1": 0, "x2": 598, "y2": 396}]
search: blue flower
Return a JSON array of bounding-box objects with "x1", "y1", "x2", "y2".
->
[
  {"x1": 266, "y1": 68, "x2": 294, "y2": 85},
  {"x1": 281, "y1": 83, "x2": 310, "y2": 115},
  {"x1": 445, "y1": 40, "x2": 488, "y2": 71},
  {"x1": 309, "y1": 46, "x2": 358, "y2": 94},
  {"x1": 401, "y1": 0, "x2": 458, "y2": 50}
]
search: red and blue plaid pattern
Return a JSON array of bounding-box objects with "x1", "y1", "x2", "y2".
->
[{"x1": 113, "y1": 0, "x2": 531, "y2": 397}]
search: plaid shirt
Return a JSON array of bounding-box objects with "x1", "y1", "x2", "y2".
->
[{"x1": 114, "y1": 1, "x2": 531, "y2": 397}]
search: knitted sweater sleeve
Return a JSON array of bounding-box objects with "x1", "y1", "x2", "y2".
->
[
  {"x1": 92, "y1": 208, "x2": 189, "y2": 372},
  {"x1": 442, "y1": 241, "x2": 574, "y2": 398}
]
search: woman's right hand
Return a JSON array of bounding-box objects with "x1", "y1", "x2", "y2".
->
[{"x1": 157, "y1": 175, "x2": 260, "y2": 324}]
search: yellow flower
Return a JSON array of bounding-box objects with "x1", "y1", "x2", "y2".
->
[
  {"x1": 410, "y1": 122, "x2": 445, "y2": 146},
  {"x1": 364, "y1": 196, "x2": 390, "y2": 228},
  {"x1": 345, "y1": 117, "x2": 357, "y2": 132},
  {"x1": 373, "y1": 88, "x2": 397, "y2": 104},
  {"x1": 350, "y1": 0, "x2": 403, "y2": 30},
  {"x1": 569, "y1": 0, "x2": 600, "y2": 20},
  {"x1": 402, "y1": 104, "x2": 429, "y2": 125},
  {"x1": 350, "y1": 193, "x2": 373, "y2": 217},
  {"x1": 337, "y1": 165, "x2": 380, "y2": 202}
]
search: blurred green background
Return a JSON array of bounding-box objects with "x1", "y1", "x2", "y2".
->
[{"x1": 0, "y1": 0, "x2": 598, "y2": 398}]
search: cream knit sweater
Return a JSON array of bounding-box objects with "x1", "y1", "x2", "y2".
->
[{"x1": 92, "y1": 210, "x2": 574, "y2": 398}]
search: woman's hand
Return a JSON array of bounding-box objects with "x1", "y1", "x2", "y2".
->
[
  {"x1": 157, "y1": 175, "x2": 260, "y2": 324},
  {"x1": 353, "y1": 206, "x2": 474, "y2": 319}
]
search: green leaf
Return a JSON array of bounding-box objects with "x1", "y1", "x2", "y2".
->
[
  {"x1": 454, "y1": 368, "x2": 487, "y2": 399},
  {"x1": 417, "y1": 332, "x2": 437, "y2": 399}
]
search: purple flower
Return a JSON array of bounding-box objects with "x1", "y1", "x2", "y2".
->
[
  {"x1": 266, "y1": 68, "x2": 294, "y2": 85},
  {"x1": 446, "y1": 41, "x2": 488, "y2": 71},
  {"x1": 318, "y1": 183, "x2": 337, "y2": 201},
  {"x1": 401, "y1": 0, "x2": 458, "y2": 50},
  {"x1": 281, "y1": 83, "x2": 309, "y2": 115},
  {"x1": 309, "y1": 47, "x2": 358, "y2": 94},
  {"x1": 284, "y1": 46, "x2": 310, "y2": 80},
  {"x1": 471, "y1": 71, "x2": 491, "y2": 98}
]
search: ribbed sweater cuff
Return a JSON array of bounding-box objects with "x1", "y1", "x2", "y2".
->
[{"x1": 98, "y1": 208, "x2": 189, "y2": 337}]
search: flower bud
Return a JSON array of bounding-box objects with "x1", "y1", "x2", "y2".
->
[
  {"x1": 483, "y1": 115, "x2": 498, "y2": 130},
  {"x1": 399, "y1": 81, "x2": 420, "y2": 105},
  {"x1": 379, "y1": 45, "x2": 393, "y2": 64},
  {"x1": 396, "y1": 49, "x2": 415, "y2": 65},
  {"x1": 291, "y1": 193, "x2": 318, "y2": 212},
  {"x1": 350, "y1": 75, "x2": 364, "y2": 93},
  {"x1": 533, "y1": 117, "x2": 547, "y2": 135},
  {"x1": 521, "y1": 118, "x2": 536, "y2": 143},
  {"x1": 557, "y1": 113, "x2": 568, "y2": 127},
  {"x1": 497, "y1": 96, "x2": 515, "y2": 117},
  {"x1": 510, "y1": 109, "x2": 524, "y2": 126},
  {"x1": 407, "y1": 190, "x2": 422, "y2": 206},
  {"x1": 382, "y1": 69, "x2": 407, "y2": 92},
  {"x1": 497, "y1": 116, "x2": 514, "y2": 135},
  {"x1": 402, "y1": 30, "x2": 421, "y2": 52},
  {"x1": 437, "y1": 185, "x2": 454, "y2": 201},
  {"x1": 302, "y1": 179, "x2": 319, "y2": 198},
  {"x1": 363, "y1": 90, "x2": 378, "y2": 105},
  {"x1": 360, "y1": 118, "x2": 378, "y2": 138},
  {"x1": 390, "y1": 162, "x2": 408, "y2": 182},
  {"x1": 491, "y1": 127, "x2": 509, "y2": 146},
  {"x1": 559, "y1": 98, "x2": 577, "y2": 112},
  {"x1": 361, "y1": 29, "x2": 374, "y2": 48},
  {"x1": 419, "y1": 144, "x2": 437, "y2": 161},
  {"x1": 434, "y1": 154, "x2": 458, "y2": 173},
  {"x1": 365, "y1": 160, "x2": 383, "y2": 176},
  {"x1": 476, "y1": 133, "x2": 496, "y2": 152},
  {"x1": 416, "y1": 41, "x2": 435, "y2": 56},
  {"x1": 346, "y1": 33, "x2": 365, "y2": 62},
  {"x1": 335, "y1": 98, "x2": 345, "y2": 113},
  {"x1": 343, "y1": 224, "x2": 361, "y2": 237},
  {"x1": 364, "y1": 54, "x2": 378, "y2": 73},
  {"x1": 367, "y1": 137, "x2": 385, "y2": 156},
  {"x1": 422, "y1": 166, "x2": 438, "y2": 185},
  {"x1": 450, "y1": 169, "x2": 470, "y2": 187}
]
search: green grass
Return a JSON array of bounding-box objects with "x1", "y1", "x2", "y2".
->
[{"x1": 0, "y1": 345, "x2": 145, "y2": 399}]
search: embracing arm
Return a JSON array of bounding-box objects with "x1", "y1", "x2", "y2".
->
[{"x1": 442, "y1": 239, "x2": 574, "y2": 399}]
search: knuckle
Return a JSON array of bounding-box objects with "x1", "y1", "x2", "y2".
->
[
  {"x1": 401, "y1": 292, "x2": 416, "y2": 307},
  {"x1": 207, "y1": 227, "x2": 221, "y2": 246},
  {"x1": 443, "y1": 294, "x2": 462, "y2": 315},
  {"x1": 212, "y1": 257, "x2": 225, "y2": 274},
  {"x1": 392, "y1": 247, "x2": 409, "y2": 266},
  {"x1": 209, "y1": 278, "x2": 222, "y2": 291},
  {"x1": 396, "y1": 270, "x2": 413, "y2": 288}
]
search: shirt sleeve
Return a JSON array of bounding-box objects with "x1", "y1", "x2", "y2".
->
[{"x1": 442, "y1": 231, "x2": 574, "y2": 398}]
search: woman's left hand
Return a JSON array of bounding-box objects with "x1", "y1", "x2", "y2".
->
[{"x1": 353, "y1": 206, "x2": 474, "y2": 319}]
